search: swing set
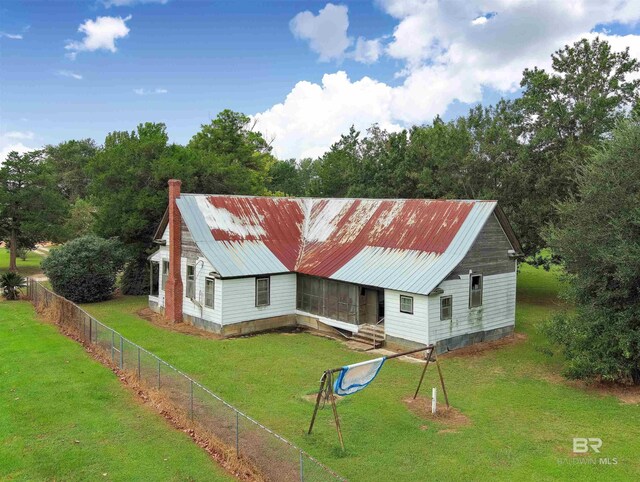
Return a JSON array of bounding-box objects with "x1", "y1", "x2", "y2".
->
[{"x1": 307, "y1": 344, "x2": 449, "y2": 450}]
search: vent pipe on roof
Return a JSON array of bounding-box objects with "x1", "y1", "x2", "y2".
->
[{"x1": 165, "y1": 179, "x2": 183, "y2": 323}]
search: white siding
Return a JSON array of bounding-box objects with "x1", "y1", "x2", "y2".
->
[
  {"x1": 221, "y1": 274, "x2": 297, "y2": 325},
  {"x1": 181, "y1": 256, "x2": 222, "y2": 327},
  {"x1": 428, "y1": 271, "x2": 516, "y2": 344},
  {"x1": 384, "y1": 290, "x2": 429, "y2": 345}
]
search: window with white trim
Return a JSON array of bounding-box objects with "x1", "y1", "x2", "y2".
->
[
  {"x1": 204, "y1": 277, "x2": 215, "y2": 308},
  {"x1": 470, "y1": 274, "x2": 483, "y2": 308},
  {"x1": 186, "y1": 264, "x2": 195, "y2": 299},
  {"x1": 161, "y1": 260, "x2": 169, "y2": 289},
  {"x1": 150, "y1": 261, "x2": 160, "y2": 297},
  {"x1": 400, "y1": 295, "x2": 414, "y2": 314},
  {"x1": 256, "y1": 277, "x2": 270, "y2": 307},
  {"x1": 440, "y1": 295, "x2": 452, "y2": 320}
]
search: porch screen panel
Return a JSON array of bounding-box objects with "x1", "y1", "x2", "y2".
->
[{"x1": 296, "y1": 274, "x2": 358, "y2": 324}]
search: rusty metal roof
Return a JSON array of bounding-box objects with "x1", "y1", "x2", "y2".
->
[{"x1": 175, "y1": 194, "x2": 502, "y2": 294}]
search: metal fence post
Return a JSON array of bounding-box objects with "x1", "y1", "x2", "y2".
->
[
  {"x1": 89, "y1": 316, "x2": 92, "y2": 344},
  {"x1": 235, "y1": 410, "x2": 239, "y2": 456},
  {"x1": 300, "y1": 451, "x2": 304, "y2": 482},
  {"x1": 190, "y1": 380, "x2": 194, "y2": 421},
  {"x1": 137, "y1": 347, "x2": 141, "y2": 381},
  {"x1": 111, "y1": 331, "x2": 115, "y2": 362},
  {"x1": 119, "y1": 336, "x2": 124, "y2": 369}
]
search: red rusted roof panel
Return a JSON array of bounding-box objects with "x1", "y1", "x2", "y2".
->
[
  {"x1": 297, "y1": 199, "x2": 474, "y2": 278},
  {"x1": 206, "y1": 196, "x2": 304, "y2": 271}
]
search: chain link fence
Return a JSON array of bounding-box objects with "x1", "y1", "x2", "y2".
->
[{"x1": 27, "y1": 279, "x2": 345, "y2": 482}]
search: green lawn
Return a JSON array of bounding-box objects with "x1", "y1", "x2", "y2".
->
[
  {"x1": 0, "y1": 300, "x2": 232, "y2": 481},
  {"x1": 78, "y1": 264, "x2": 640, "y2": 481},
  {"x1": 0, "y1": 249, "x2": 43, "y2": 276}
]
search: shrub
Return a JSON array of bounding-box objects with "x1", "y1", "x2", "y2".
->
[
  {"x1": 42, "y1": 235, "x2": 127, "y2": 303},
  {"x1": 1, "y1": 272, "x2": 26, "y2": 300}
]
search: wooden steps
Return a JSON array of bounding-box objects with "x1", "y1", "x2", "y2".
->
[{"x1": 350, "y1": 324, "x2": 385, "y2": 349}]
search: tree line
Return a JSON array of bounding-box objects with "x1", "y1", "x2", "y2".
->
[{"x1": 1, "y1": 37, "x2": 639, "y2": 383}]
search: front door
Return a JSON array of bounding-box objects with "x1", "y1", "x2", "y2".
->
[{"x1": 363, "y1": 289, "x2": 379, "y2": 325}]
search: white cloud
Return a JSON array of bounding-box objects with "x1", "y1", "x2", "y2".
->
[
  {"x1": 257, "y1": 0, "x2": 640, "y2": 159},
  {"x1": 0, "y1": 32, "x2": 23, "y2": 40},
  {"x1": 0, "y1": 130, "x2": 38, "y2": 165},
  {"x1": 471, "y1": 16, "x2": 489, "y2": 26},
  {"x1": 103, "y1": 0, "x2": 168, "y2": 6},
  {"x1": 57, "y1": 70, "x2": 83, "y2": 80},
  {"x1": 65, "y1": 15, "x2": 131, "y2": 59},
  {"x1": 4, "y1": 131, "x2": 35, "y2": 140},
  {"x1": 253, "y1": 71, "x2": 401, "y2": 159},
  {"x1": 134, "y1": 87, "x2": 168, "y2": 95},
  {"x1": 290, "y1": 3, "x2": 352, "y2": 61},
  {"x1": 352, "y1": 37, "x2": 383, "y2": 64}
]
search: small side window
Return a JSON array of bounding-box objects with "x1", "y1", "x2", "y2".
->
[
  {"x1": 186, "y1": 264, "x2": 196, "y2": 299},
  {"x1": 256, "y1": 277, "x2": 270, "y2": 307},
  {"x1": 400, "y1": 295, "x2": 413, "y2": 314},
  {"x1": 440, "y1": 295, "x2": 452, "y2": 320},
  {"x1": 204, "y1": 277, "x2": 215, "y2": 308},
  {"x1": 161, "y1": 260, "x2": 169, "y2": 289},
  {"x1": 470, "y1": 274, "x2": 483, "y2": 308},
  {"x1": 150, "y1": 261, "x2": 160, "y2": 297}
]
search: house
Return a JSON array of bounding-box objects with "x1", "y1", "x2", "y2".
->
[{"x1": 148, "y1": 179, "x2": 523, "y2": 353}]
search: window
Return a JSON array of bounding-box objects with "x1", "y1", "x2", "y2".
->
[
  {"x1": 186, "y1": 264, "x2": 195, "y2": 299},
  {"x1": 161, "y1": 260, "x2": 169, "y2": 289},
  {"x1": 400, "y1": 295, "x2": 414, "y2": 314},
  {"x1": 204, "y1": 277, "x2": 215, "y2": 308},
  {"x1": 440, "y1": 296, "x2": 452, "y2": 320},
  {"x1": 256, "y1": 277, "x2": 270, "y2": 307},
  {"x1": 470, "y1": 274, "x2": 483, "y2": 308},
  {"x1": 150, "y1": 261, "x2": 160, "y2": 297}
]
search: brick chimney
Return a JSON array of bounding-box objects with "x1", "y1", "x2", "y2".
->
[{"x1": 164, "y1": 179, "x2": 183, "y2": 323}]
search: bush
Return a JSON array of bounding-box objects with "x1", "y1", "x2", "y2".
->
[
  {"x1": 1, "y1": 272, "x2": 26, "y2": 300},
  {"x1": 42, "y1": 235, "x2": 127, "y2": 303}
]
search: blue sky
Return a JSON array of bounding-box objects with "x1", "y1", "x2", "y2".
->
[{"x1": 1, "y1": 0, "x2": 640, "y2": 160}]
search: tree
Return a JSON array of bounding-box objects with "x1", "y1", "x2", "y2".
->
[
  {"x1": 44, "y1": 139, "x2": 98, "y2": 201},
  {"x1": 42, "y1": 235, "x2": 127, "y2": 303},
  {"x1": 0, "y1": 150, "x2": 68, "y2": 272},
  {"x1": 88, "y1": 123, "x2": 172, "y2": 250},
  {"x1": 267, "y1": 159, "x2": 302, "y2": 196},
  {"x1": 87, "y1": 123, "x2": 174, "y2": 293},
  {"x1": 314, "y1": 126, "x2": 360, "y2": 197},
  {"x1": 62, "y1": 198, "x2": 96, "y2": 240},
  {"x1": 515, "y1": 37, "x2": 640, "y2": 254},
  {"x1": 544, "y1": 120, "x2": 640, "y2": 384},
  {"x1": 188, "y1": 109, "x2": 274, "y2": 195}
]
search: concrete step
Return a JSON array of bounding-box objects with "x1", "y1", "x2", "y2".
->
[
  {"x1": 350, "y1": 330, "x2": 385, "y2": 348},
  {"x1": 359, "y1": 325, "x2": 385, "y2": 336}
]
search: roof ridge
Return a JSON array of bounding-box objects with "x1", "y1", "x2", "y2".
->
[{"x1": 180, "y1": 193, "x2": 498, "y2": 203}]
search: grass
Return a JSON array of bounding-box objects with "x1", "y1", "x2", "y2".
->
[
  {"x1": 0, "y1": 300, "x2": 232, "y2": 481},
  {"x1": 0, "y1": 249, "x2": 44, "y2": 276},
  {"x1": 77, "y1": 264, "x2": 640, "y2": 481}
]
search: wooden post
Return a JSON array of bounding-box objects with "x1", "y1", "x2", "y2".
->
[
  {"x1": 434, "y1": 352, "x2": 450, "y2": 408},
  {"x1": 307, "y1": 372, "x2": 327, "y2": 434},
  {"x1": 413, "y1": 346, "x2": 433, "y2": 399},
  {"x1": 327, "y1": 371, "x2": 345, "y2": 451}
]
